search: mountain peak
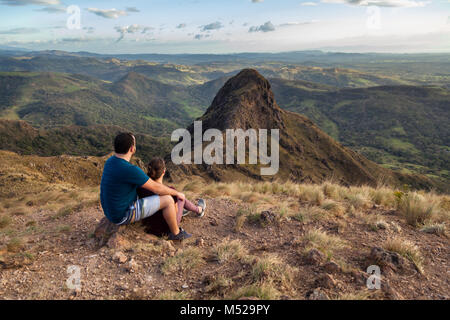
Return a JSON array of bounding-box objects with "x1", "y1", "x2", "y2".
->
[{"x1": 196, "y1": 68, "x2": 284, "y2": 132}]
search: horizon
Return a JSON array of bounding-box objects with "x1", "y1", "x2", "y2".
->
[{"x1": 0, "y1": 0, "x2": 449, "y2": 54}]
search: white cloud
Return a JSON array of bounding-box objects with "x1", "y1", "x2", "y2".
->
[
  {"x1": 87, "y1": 8, "x2": 128, "y2": 19},
  {"x1": 321, "y1": 0, "x2": 429, "y2": 7},
  {"x1": 301, "y1": 2, "x2": 318, "y2": 5},
  {"x1": 115, "y1": 24, "x2": 153, "y2": 42},
  {"x1": 201, "y1": 22, "x2": 224, "y2": 31},
  {"x1": 249, "y1": 21, "x2": 276, "y2": 32}
]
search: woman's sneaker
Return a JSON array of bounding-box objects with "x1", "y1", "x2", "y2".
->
[
  {"x1": 197, "y1": 199, "x2": 206, "y2": 218},
  {"x1": 168, "y1": 227, "x2": 192, "y2": 241},
  {"x1": 182, "y1": 209, "x2": 190, "y2": 217}
]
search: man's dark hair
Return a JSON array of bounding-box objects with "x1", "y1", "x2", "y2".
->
[{"x1": 114, "y1": 132, "x2": 135, "y2": 154}]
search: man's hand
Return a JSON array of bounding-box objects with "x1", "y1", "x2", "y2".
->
[
  {"x1": 141, "y1": 178, "x2": 179, "y2": 198},
  {"x1": 176, "y1": 192, "x2": 185, "y2": 202}
]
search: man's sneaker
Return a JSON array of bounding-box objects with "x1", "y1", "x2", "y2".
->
[
  {"x1": 182, "y1": 209, "x2": 190, "y2": 217},
  {"x1": 168, "y1": 227, "x2": 192, "y2": 241},
  {"x1": 197, "y1": 199, "x2": 206, "y2": 218}
]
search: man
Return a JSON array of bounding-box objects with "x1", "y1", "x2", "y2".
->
[{"x1": 100, "y1": 132, "x2": 191, "y2": 240}]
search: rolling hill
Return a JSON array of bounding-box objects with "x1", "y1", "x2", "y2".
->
[
  {"x1": 269, "y1": 78, "x2": 450, "y2": 183},
  {"x1": 167, "y1": 69, "x2": 436, "y2": 190},
  {"x1": 0, "y1": 71, "x2": 209, "y2": 136}
]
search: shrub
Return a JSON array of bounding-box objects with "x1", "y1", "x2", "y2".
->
[{"x1": 398, "y1": 192, "x2": 436, "y2": 226}]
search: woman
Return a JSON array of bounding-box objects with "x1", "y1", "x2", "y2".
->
[{"x1": 137, "y1": 157, "x2": 206, "y2": 236}]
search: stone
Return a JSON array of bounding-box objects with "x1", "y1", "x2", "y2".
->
[
  {"x1": 107, "y1": 233, "x2": 130, "y2": 250},
  {"x1": 161, "y1": 240, "x2": 176, "y2": 253},
  {"x1": 94, "y1": 217, "x2": 120, "y2": 246},
  {"x1": 195, "y1": 238, "x2": 205, "y2": 247},
  {"x1": 324, "y1": 261, "x2": 341, "y2": 274},
  {"x1": 304, "y1": 248, "x2": 324, "y2": 266},
  {"x1": 260, "y1": 211, "x2": 277, "y2": 225},
  {"x1": 125, "y1": 258, "x2": 138, "y2": 273},
  {"x1": 368, "y1": 247, "x2": 407, "y2": 273},
  {"x1": 306, "y1": 288, "x2": 330, "y2": 300},
  {"x1": 113, "y1": 251, "x2": 127, "y2": 264}
]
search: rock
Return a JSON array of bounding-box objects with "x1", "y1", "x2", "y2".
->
[
  {"x1": 182, "y1": 283, "x2": 189, "y2": 289},
  {"x1": 210, "y1": 218, "x2": 219, "y2": 226},
  {"x1": 306, "y1": 288, "x2": 330, "y2": 300},
  {"x1": 260, "y1": 211, "x2": 276, "y2": 225},
  {"x1": 368, "y1": 247, "x2": 407, "y2": 273},
  {"x1": 160, "y1": 240, "x2": 176, "y2": 254},
  {"x1": 195, "y1": 238, "x2": 205, "y2": 247},
  {"x1": 125, "y1": 258, "x2": 138, "y2": 273},
  {"x1": 94, "y1": 217, "x2": 120, "y2": 246},
  {"x1": 304, "y1": 249, "x2": 324, "y2": 266},
  {"x1": 113, "y1": 251, "x2": 127, "y2": 264},
  {"x1": 107, "y1": 233, "x2": 130, "y2": 250},
  {"x1": 314, "y1": 274, "x2": 337, "y2": 289},
  {"x1": 324, "y1": 261, "x2": 341, "y2": 274}
]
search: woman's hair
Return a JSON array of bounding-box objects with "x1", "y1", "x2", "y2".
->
[{"x1": 147, "y1": 157, "x2": 166, "y2": 180}]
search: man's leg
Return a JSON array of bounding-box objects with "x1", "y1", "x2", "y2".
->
[{"x1": 159, "y1": 195, "x2": 180, "y2": 235}]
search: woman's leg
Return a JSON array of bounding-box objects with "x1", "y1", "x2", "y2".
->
[{"x1": 184, "y1": 199, "x2": 201, "y2": 214}]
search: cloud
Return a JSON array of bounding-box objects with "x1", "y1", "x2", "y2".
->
[
  {"x1": 201, "y1": 21, "x2": 223, "y2": 31},
  {"x1": 115, "y1": 24, "x2": 153, "y2": 42},
  {"x1": 0, "y1": 0, "x2": 60, "y2": 5},
  {"x1": 252, "y1": 0, "x2": 264, "y2": 2},
  {"x1": 34, "y1": 5, "x2": 65, "y2": 13},
  {"x1": 301, "y1": 1, "x2": 318, "y2": 5},
  {"x1": 0, "y1": 27, "x2": 40, "y2": 34},
  {"x1": 194, "y1": 34, "x2": 211, "y2": 40},
  {"x1": 177, "y1": 23, "x2": 187, "y2": 29},
  {"x1": 249, "y1": 21, "x2": 276, "y2": 33},
  {"x1": 321, "y1": 0, "x2": 429, "y2": 7},
  {"x1": 87, "y1": 8, "x2": 128, "y2": 19},
  {"x1": 126, "y1": 7, "x2": 139, "y2": 12}
]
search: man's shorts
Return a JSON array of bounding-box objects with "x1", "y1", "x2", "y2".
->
[{"x1": 116, "y1": 195, "x2": 160, "y2": 226}]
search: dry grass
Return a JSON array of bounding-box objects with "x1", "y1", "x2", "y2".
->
[
  {"x1": 299, "y1": 185, "x2": 325, "y2": 206},
  {"x1": 420, "y1": 223, "x2": 446, "y2": 236},
  {"x1": 398, "y1": 192, "x2": 436, "y2": 227},
  {"x1": 320, "y1": 199, "x2": 346, "y2": 217},
  {"x1": 229, "y1": 283, "x2": 280, "y2": 300},
  {"x1": 213, "y1": 239, "x2": 251, "y2": 264},
  {"x1": 336, "y1": 290, "x2": 372, "y2": 300},
  {"x1": 384, "y1": 237, "x2": 424, "y2": 274},
  {"x1": 7, "y1": 237, "x2": 24, "y2": 253},
  {"x1": 0, "y1": 215, "x2": 11, "y2": 229},
  {"x1": 161, "y1": 247, "x2": 204, "y2": 275},
  {"x1": 205, "y1": 275, "x2": 233, "y2": 294},
  {"x1": 302, "y1": 228, "x2": 348, "y2": 258},
  {"x1": 251, "y1": 254, "x2": 296, "y2": 289}
]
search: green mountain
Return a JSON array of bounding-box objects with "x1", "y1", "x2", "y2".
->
[
  {"x1": 270, "y1": 78, "x2": 450, "y2": 183},
  {"x1": 0, "y1": 71, "x2": 209, "y2": 136},
  {"x1": 0, "y1": 119, "x2": 171, "y2": 163},
  {"x1": 168, "y1": 69, "x2": 436, "y2": 190}
]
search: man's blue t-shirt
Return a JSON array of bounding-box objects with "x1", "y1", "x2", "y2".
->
[{"x1": 100, "y1": 156, "x2": 150, "y2": 224}]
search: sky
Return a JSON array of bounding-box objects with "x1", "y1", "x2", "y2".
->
[{"x1": 0, "y1": 0, "x2": 449, "y2": 54}]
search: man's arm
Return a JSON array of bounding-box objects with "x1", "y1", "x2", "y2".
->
[{"x1": 141, "y1": 178, "x2": 185, "y2": 201}]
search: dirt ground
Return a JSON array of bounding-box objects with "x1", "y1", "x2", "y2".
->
[{"x1": 0, "y1": 195, "x2": 448, "y2": 300}]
